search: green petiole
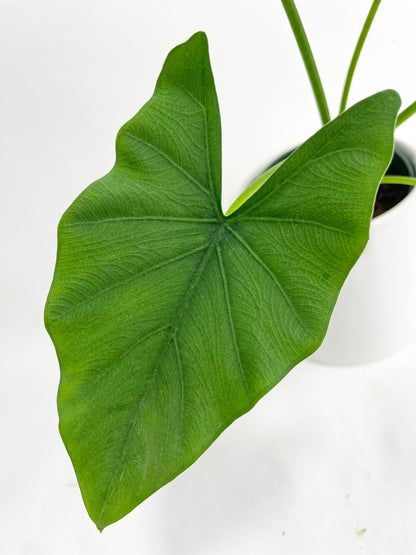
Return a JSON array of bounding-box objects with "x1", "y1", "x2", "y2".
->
[
  {"x1": 226, "y1": 161, "x2": 284, "y2": 215},
  {"x1": 396, "y1": 101, "x2": 416, "y2": 127},
  {"x1": 280, "y1": 0, "x2": 330, "y2": 125},
  {"x1": 339, "y1": 0, "x2": 382, "y2": 114},
  {"x1": 380, "y1": 175, "x2": 416, "y2": 187}
]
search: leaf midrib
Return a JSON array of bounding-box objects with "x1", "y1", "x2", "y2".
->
[
  {"x1": 63, "y1": 216, "x2": 219, "y2": 227},
  {"x1": 96, "y1": 223, "x2": 225, "y2": 524},
  {"x1": 48, "y1": 241, "x2": 212, "y2": 322},
  {"x1": 225, "y1": 224, "x2": 312, "y2": 336},
  {"x1": 123, "y1": 78, "x2": 222, "y2": 220},
  {"x1": 216, "y1": 245, "x2": 250, "y2": 397},
  {"x1": 227, "y1": 216, "x2": 355, "y2": 237},
  {"x1": 124, "y1": 132, "x2": 215, "y2": 204}
]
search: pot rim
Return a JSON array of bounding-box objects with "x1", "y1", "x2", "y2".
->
[{"x1": 371, "y1": 139, "x2": 416, "y2": 228}]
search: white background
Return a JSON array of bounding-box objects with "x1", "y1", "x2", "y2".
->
[{"x1": 1, "y1": 0, "x2": 416, "y2": 553}]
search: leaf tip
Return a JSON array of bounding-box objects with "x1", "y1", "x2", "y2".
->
[
  {"x1": 89, "y1": 505, "x2": 110, "y2": 532},
  {"x1": 96, "y1": 521, "x2": 106, "y2": 533},
  {"x1": 179, "y1": 30, "x2": 210, "y2": 57},
  {"x1": 170, "y1": 29, "x2": 209, "y2": 56},
  {"x1": 378, "y1": 88, "x2": 401, "y2": 112},
  {"x1": 190, "y1": 30, "x2": 208, "y2": 42}
]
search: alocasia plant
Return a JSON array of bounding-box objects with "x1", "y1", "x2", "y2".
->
[{"x1": 44, "y1": 30, "x2": 401, "y2": 529}]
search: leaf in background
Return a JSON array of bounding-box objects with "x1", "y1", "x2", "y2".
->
[{"x1": 44, "y1": 32, "x2": 400, "y2": 530}]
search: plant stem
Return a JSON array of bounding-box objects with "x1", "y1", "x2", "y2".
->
[
  {"x1": 339, "y1": 0, "x2": 382, "y2": 114},
  {"x1": 381, "y1": 175, "x2": 416, "y2": 186},
  {"x1": 280, "y1": 0, "x2": 330, "y2": 125},
  {"x1": 226, "y1": 161, "x2": 284, "y2": 216},
  {"x1": 396, "y1": 101, "x2": 416, "y2": 127}
]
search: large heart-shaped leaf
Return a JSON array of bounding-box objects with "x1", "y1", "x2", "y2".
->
[{"x1": 45, "y1": 32, "x2": 400, "y2": 530}]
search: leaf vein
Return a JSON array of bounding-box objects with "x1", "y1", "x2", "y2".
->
[
  {"x1": 177, "y1": 83, "x2": 221, "y2": 218},
  {"x1": 173, "y1": 333, "x2": 184, "y2": 456},
  {"x1": 237, "y1": 217, "x2": 354, "y2": 237},
  {"x1": 63, "y1": 216, "x2": 219, "y2": 227},
  {"x1": 124, "y1": 132, "x2": 213, "y2": 201},
  {"x1": 97, "y1": 228, "x2": 222, "y2": 523},
  {"x1": 50, "y1": 242, "x2": 210, "y2": 320},
  {"x1": 225, "y1": 225, "x2": 311, "y2": 335},
  {"x1": 216, "y1": 246, "x2": 250, "y2": 398},
  {"x1": 97, "y1": 332, "x2": 174, "y2": 525}
]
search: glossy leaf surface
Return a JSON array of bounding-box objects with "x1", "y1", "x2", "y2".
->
[{"x1": 45, "y1": 32, "x2": 400, "y2": 530}]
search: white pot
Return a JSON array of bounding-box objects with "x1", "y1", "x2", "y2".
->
[{"x1": 312, "y1": 141, "x2": 416, "y2": 365}]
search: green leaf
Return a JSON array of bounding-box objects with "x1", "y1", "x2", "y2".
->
[
  {"x1": 44, "y1": 31, "x2": 400, "y2": 530},
  {"x1": 226, "y1": 160, "x2": 284, "y2": 215}
]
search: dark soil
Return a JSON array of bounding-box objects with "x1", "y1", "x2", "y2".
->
[
  {"x1": 372, "y1": 182, "x2": 410, "y2": 218},
  {"x1": 372, "y1": 147, "x2": 414, "y2": 218}
]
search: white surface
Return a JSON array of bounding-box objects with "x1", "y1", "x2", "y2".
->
[{"x1": 1, "y1": 0, "x2": 416, "y2": 553}]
